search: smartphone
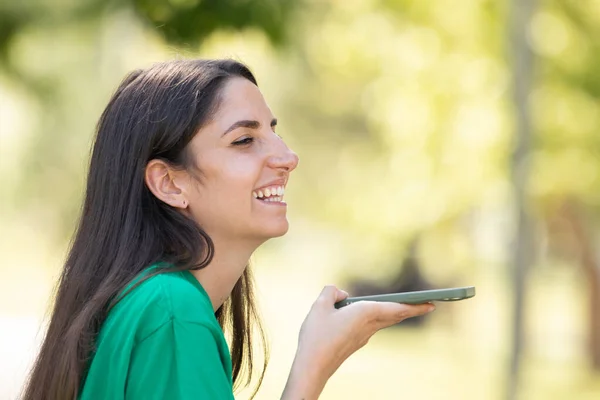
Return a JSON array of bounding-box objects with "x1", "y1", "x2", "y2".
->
[{"x1": 334, "y1": 286, "x2": 476, "y2": 309}]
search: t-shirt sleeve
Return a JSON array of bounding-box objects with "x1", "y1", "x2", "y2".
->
[{"x1": 125, "y1": 318, "x2": 233, "y2": 400}]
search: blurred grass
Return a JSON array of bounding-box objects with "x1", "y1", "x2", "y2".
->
[{"x1": 1, "y1": 218, "x2": 600, "y2": 399}]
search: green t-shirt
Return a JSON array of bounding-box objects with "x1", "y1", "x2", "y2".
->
[{"x1": 79, "y1": 268, "x2": 234, "y2": 399}]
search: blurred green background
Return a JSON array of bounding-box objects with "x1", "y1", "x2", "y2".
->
[{"x1": 1, "y1": 0, "x2": 600, "y2": 399}]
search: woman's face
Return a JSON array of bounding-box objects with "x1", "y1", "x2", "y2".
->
[{"x1": 183, "y1": 77, "x2": 299, "y2": 243}]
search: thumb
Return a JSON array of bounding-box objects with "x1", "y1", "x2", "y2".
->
[{"x1": 318, "y1": 285, "x2": 349, "y2": 305}]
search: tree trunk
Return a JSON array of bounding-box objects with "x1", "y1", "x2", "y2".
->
[
  {"x1": 559, "y1": 200, "x2": 600, "y2": 369},
  {"x1": 507, "y1": 0, "x2": 536, "y2": 398}
]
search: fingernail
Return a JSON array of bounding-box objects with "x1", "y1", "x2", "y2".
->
[{"x1": 428, "y1": 304, "x2": 436, "y2": 312}]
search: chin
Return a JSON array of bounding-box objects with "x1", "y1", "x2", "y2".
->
[{"x1": 257, "y1": 221, "x2": 290, "y2": 240}]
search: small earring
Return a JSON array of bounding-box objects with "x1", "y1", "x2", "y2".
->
[{"x1": 182, "y1": 200, "x2": 187, "y2": 207}]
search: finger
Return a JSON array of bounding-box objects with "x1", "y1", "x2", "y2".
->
[
  {"x1": 373, "y1": 302, "x2": 435, "y2": 326},
  {"x1": 336, "y1": 289, "x2": 349, "y2": 302},
  {"x1": 316, "y1": 285, "x2": 348, "y2": 306}
]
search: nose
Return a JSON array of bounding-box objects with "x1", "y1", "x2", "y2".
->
[{"x1": 267, "y1": 137, "x2": 299, "y2": 172}]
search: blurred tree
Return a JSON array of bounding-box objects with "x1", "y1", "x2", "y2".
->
[
  {"x1": 529, "y1": 0, "x2": 600, "y2": 371},
  {"x1": 507, "y1": 0, "x2": 535, "y2": 398},
  {"x1": 549, "y1": 199, "x2": 600, "y2": 370}
]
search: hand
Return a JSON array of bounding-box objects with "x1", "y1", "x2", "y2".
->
[{"x1": 282, "y1": 285, "x2": 435, "y2": 399}]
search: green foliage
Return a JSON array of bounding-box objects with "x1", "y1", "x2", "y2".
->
[
  {"x1": 0, "y1": 0, "x2": 295, "y2": 63},
  {"x1": 132, "y1": 0, "x2": 294, "y2": 46}
]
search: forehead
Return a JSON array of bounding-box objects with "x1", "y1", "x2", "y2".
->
[{"x1": 212, "y1": 77, "x2": 273, "y2": 123}]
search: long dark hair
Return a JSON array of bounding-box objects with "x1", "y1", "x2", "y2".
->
[{"x1": 22, "y1": 59, "x2": 269, "y2": 400}]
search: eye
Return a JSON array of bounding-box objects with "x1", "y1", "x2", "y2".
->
[{"x1": 232, "y1": 136, "x2": 254, "y2": 146}]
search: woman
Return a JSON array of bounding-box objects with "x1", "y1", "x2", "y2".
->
[{"x1": 22, "y1": 59, "x2": 435, "y2": 400}]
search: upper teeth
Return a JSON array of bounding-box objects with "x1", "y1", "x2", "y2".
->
[{"x1": 253, "y1": 185, "x2": 285, "y2": 200}]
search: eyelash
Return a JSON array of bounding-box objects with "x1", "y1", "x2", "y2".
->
[
  {"x1": 232, "y1": 137, "x2": 254, "y2": 146},
  {"x1": 232, "y1": 132, "x2": 282, "y2": 146}
]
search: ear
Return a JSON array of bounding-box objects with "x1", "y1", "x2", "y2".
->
[{"x1": 145, "y1": 159, "x2": 189, "y2": 209}]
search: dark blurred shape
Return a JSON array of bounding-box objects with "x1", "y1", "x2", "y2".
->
[
  {"x1": 348, "y1": 238, "x2": 435, "y2": 327},
  {"x1": 132, "y1": 0, "x2": 297, "y2": 47}
]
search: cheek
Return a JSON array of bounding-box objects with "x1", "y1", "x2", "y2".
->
[{"x1": 199, "y1": 154, "x2": 263, "y2": 208}]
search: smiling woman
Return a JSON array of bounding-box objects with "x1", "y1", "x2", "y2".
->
[{"x1": 21, "y1": 59, "x2": 435, "y2": 400}]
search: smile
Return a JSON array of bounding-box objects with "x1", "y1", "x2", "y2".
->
[{"x1": 252, "y1": 185, "x2": 285, "y2": 204}]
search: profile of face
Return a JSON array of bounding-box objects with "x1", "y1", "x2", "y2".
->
[{"x1": 147, "y1": 77, "x2": 299, "y2": 245}]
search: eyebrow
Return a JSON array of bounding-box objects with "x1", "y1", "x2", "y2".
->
[{"x1": 222, "y1": 118, "x2": 278, "y2": 137}]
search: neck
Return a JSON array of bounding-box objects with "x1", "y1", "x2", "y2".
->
[{"x1": 189, "y1": 235, "x2": 263, "y2": 311}]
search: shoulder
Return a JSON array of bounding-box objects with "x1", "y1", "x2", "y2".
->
[
  {"x1": 104, "y1": 269, "x2": 217, "y2": 343},
  {"x1": 146, "y1": 270, "x2": 215, "y2": 324}
]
